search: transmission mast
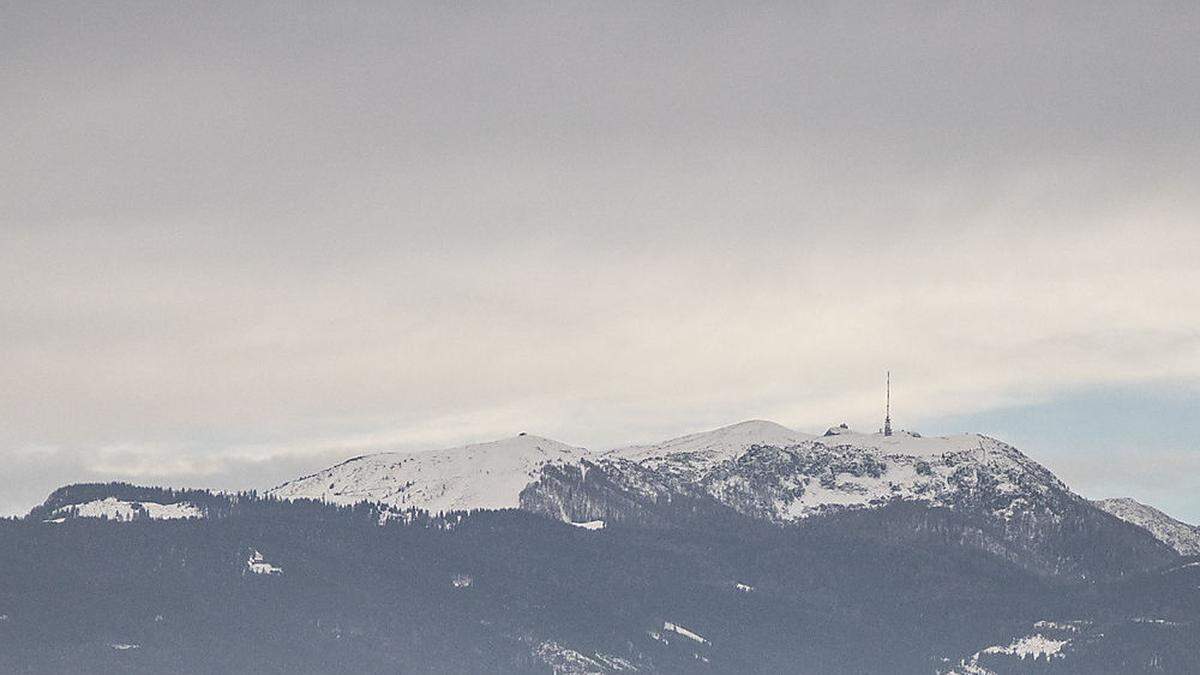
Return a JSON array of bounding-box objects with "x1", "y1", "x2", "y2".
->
[{"x1": 883, "y1": 371, "x2": 893, "y2": 437}]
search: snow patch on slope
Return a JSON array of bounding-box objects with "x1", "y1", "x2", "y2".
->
[
  {"x1": 662, "y1": 621, "x2": 709, "y2": 645},
  {"x1": 54, "y1": 498, "x2": 203, "y2": 521},
  {"x1": 569, "y1": 520, "x2": 606, "y2": 530},
  {"x1": 982, "y1": 634, "x2": 1068, "y2": 659},
  {"x1": 246, "y1": 550, "x2": 283, "y2": 575},
  {"x1": 533, "y1": 639, "x2": 639, "y2": 673},
  {"x1": 944, "y1": 621, "x2": 1081, "y2": 674}
]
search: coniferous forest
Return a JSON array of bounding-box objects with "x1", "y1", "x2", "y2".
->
[{"x1": 1, "y1": 485, "x2": 1198, "y2": 674}]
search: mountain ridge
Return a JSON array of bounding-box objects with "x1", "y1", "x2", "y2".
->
[
  {"x1": 1093, "y1": 497, "x2": 1200, "y2": 556},
  {"x1": 257, "y1": 419, "x2": 1183, "y2": 580},
  {"x1": 32, "y1": 420, "x2": 1190, "y2": 582}
]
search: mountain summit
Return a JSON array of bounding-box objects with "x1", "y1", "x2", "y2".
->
[{"x1": 608, "y1": 419, "x2": 815, "y2": 465}]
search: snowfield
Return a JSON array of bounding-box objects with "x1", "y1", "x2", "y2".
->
[{"x1": 269, "y1": 434, "x2": 586, "y2": 513}]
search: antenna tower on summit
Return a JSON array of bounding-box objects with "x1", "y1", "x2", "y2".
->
[{"x1": 883, "y1": 371, "x2": 893, "y2": 437}]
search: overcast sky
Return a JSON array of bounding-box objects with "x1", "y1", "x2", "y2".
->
[{"x1": 3, "y1": 2, "x2": 1198, "y2": 519}]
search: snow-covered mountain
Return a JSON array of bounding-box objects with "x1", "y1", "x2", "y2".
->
[
  {"x1": 268, "y1": 420, "x2": 815, "y2": 516},
  {"x1": 521, "y1": 421, "x2": 1175, "y2": 578},
  {"x1": 702, "y1": 427, "x2": 1073, "y2": 522},
  {"x1": 14, "y1": 422, "x2": 1194, "y2": 672},
  {"x1": 268, "y1": 434, "x2": 587, "y2": 514},
  {"x1": 532, "y1": 421, "x2": 1076, "y2": 523},
  {"x1": 1093, "y1": 497, "x2": 1200, "y2": 556},
  {"x1": 276, "y1": 419, "x2": 1078, "y2": 524},
  {"x1": 264, "y1": 419, "x2": 1175, "y2": 579}
]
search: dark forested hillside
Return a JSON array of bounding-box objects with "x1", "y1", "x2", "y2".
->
[{"x1": 1, "y1": 491, "x2": 1197, "y2": 674}]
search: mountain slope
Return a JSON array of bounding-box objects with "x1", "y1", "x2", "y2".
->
[
  {"x1": 1094, "y1": 497, "x2": 1200, "y2": 556},
  {"x1": 269, "y1": 434, "x2": 586, "y2": 513},
  {"x1": 522, "y1": 424, "x2": 1177, "y2": 579}
]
